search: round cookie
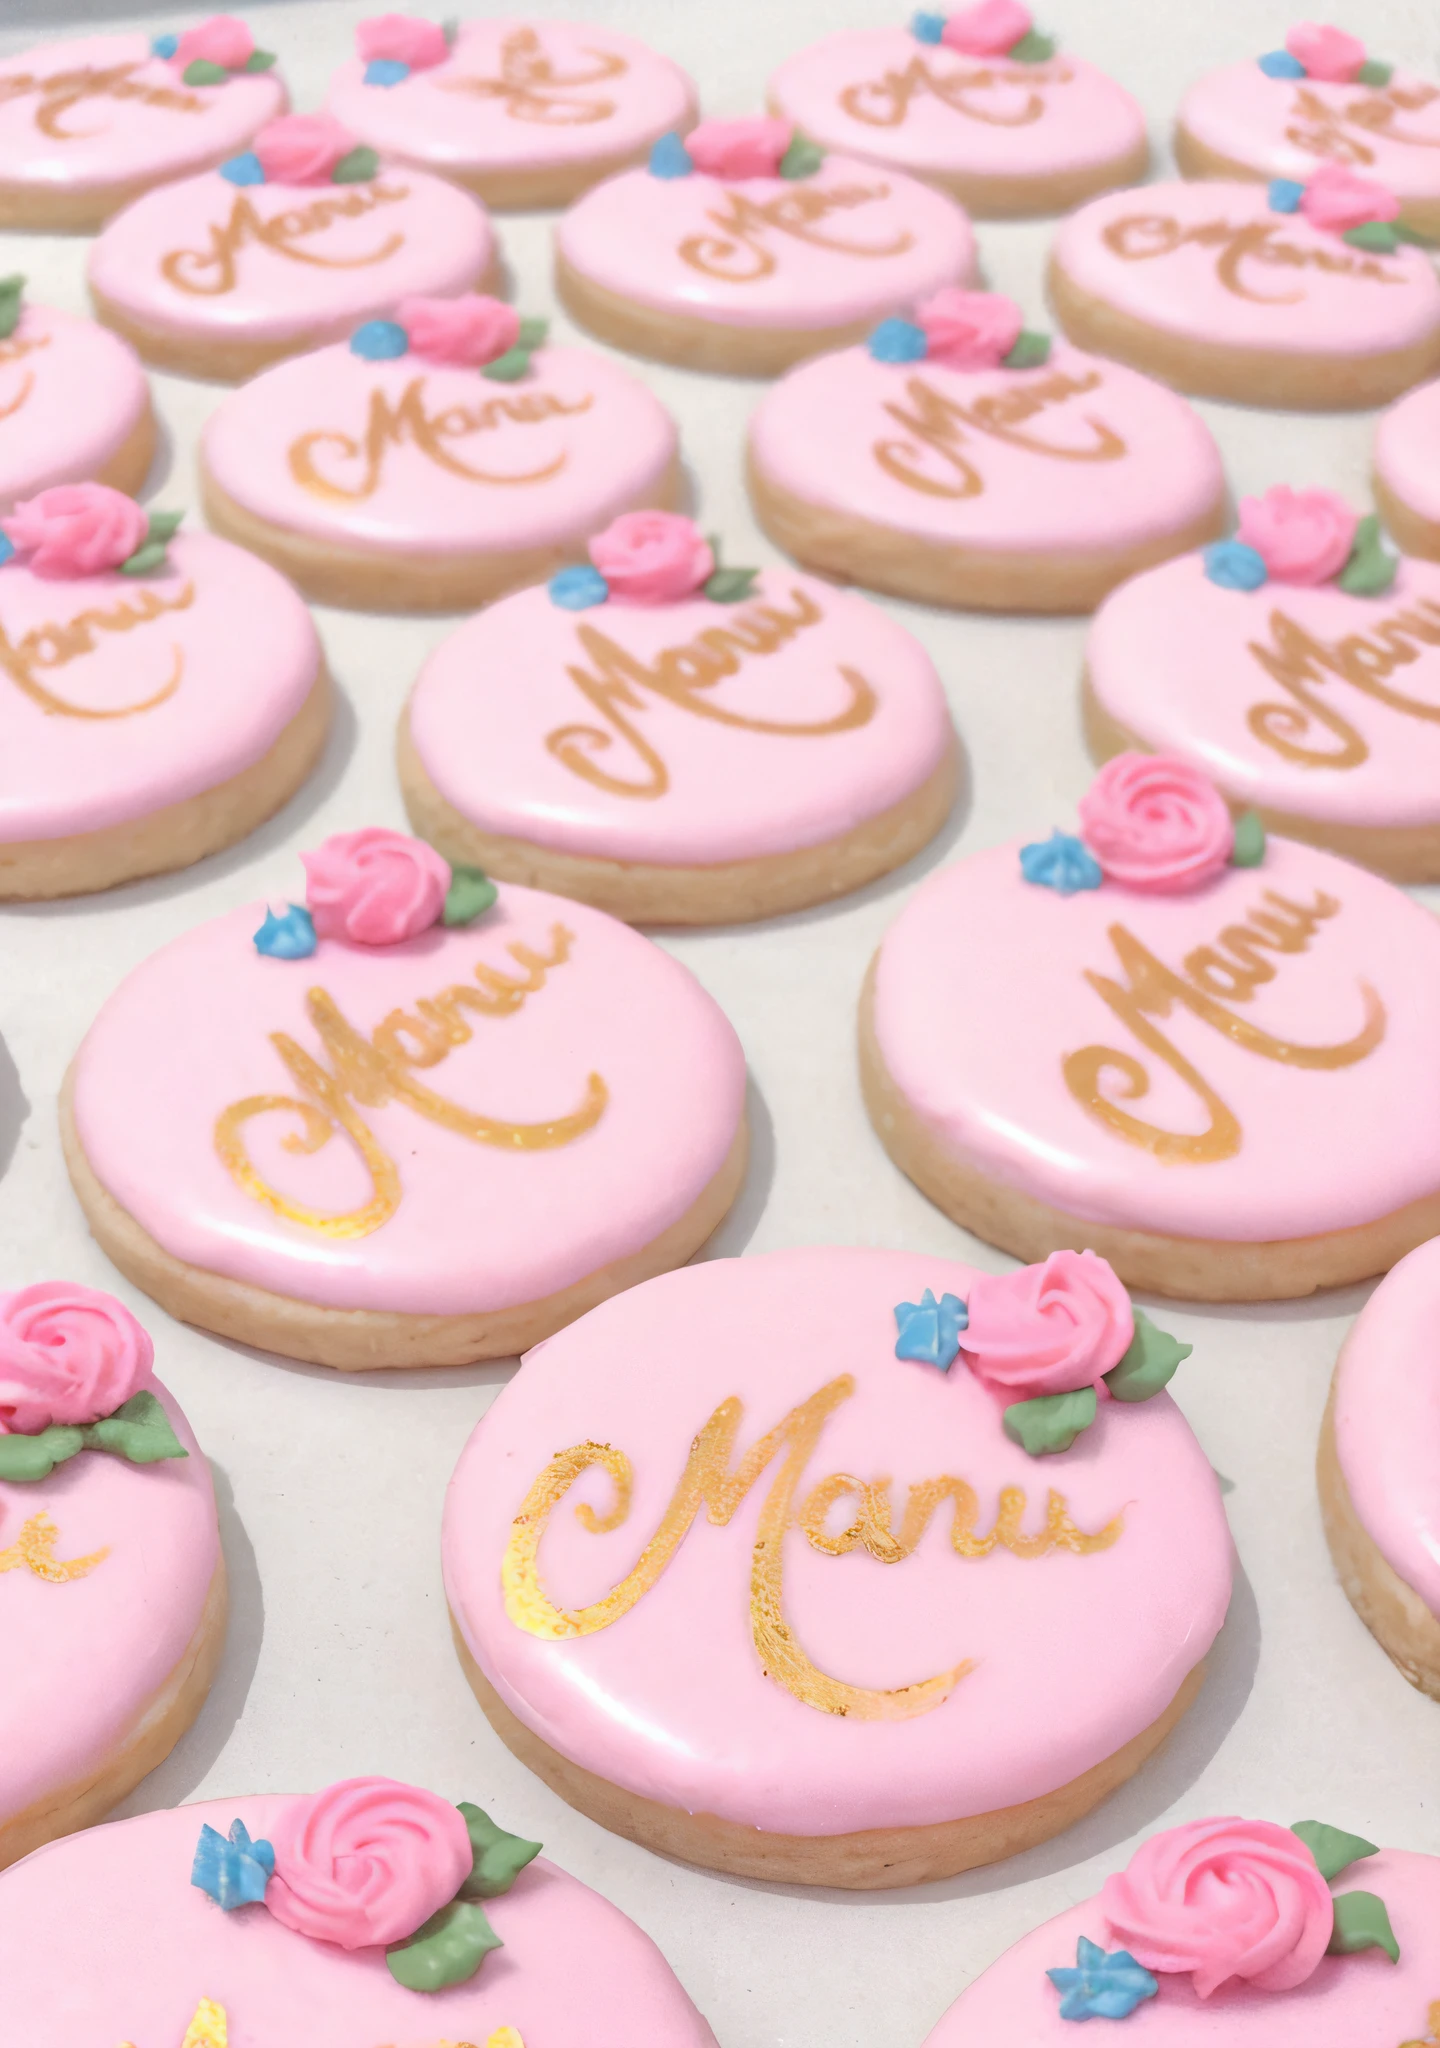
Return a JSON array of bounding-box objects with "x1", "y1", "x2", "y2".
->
[
  {"x1": 1176, "y1": 23, "x2": 1440, "y2": 237},
  {"x1": 1374, "y1": 375, "x2": 1440, "y2": 561},
  {"x1": 555, "y1": 119, "x2": 977, "y2": 376},
  {"x1": 0, "y1": 285, "x2": 154, "y2": 509},
  {"x1": 444, "y1": 1244, "x2": 1232, "y2": 1888},
  {"x1": 863, "y1": 753, "x2": 1440, "y2": 1301},
  {"x1": 401, "y1": 509, "x2": 958, "y2": 925},
  {"x1": 924, "y1": 1813, "x2": 1430, "y2": 2038},
  {"x1": 63, "y1": 829, "x2": 748, "y2": 1370},
  {"x1": 0, "y1": 1776, "x2": 717, "y2": 2042},
  {"x1": 0, "y1": 1281, "x2": 225, "y2": 1871},
  {"x1": 88, "y1": 113, "x2": 497, "y2": 382},
  {"x1": 1085, "y1": 487, "x2": 1440, "y2": 882},
  {"x1": 768, "y1": 4, "x2": 1147, "y2": 218},
  {"x1": 0, "y1": 486, "x2": 328, "y2": 901},
  {"x1": 0, "y1": 21, "x2": 288, "y2": 233},
  {"x1": 327, "y1": 14, "x2": 698, "y2": 211},
  {"x1": 1049, "y1": 170, "x2": 1440, "y2": 410},
  {"x1": 200, "y1": 298, "x2": 682, "y2": 612},
  {"x1": 748, "y1": 289, "x2": 1225, "y2": 613}
]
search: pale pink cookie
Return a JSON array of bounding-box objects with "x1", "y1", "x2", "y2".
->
[
  {"x1": 748, "y1": 291, "x2": 1225, "y2": 612},
  {"x1": 862, "y1": 755, "x2": 1440, "y2": 1300},
  {"x1": 199, "y1": 302, "x2": 682, "y2": 611},
  {"x1": 555, "y1": 120, "x2": 977, "y2": 374},
  {"x1": 327, "y1": 15, "x2": 698, "y2": 211},
  {"x1": 1374, "y1": 375, "x2": 1440, "y2": 561},
  {"x1": 0, "y1": 287, "x2": 154, "y2": 509},
  {"x1": 0, "y1": 1779, "x2": 716, "y2": 2041},
  {"x1": 1050, "y1": 173, "x2": 1440, "y2": 409},
  {"x1": 925, "y1": 1815, "x2": 1428, "y2": 2036},
  {"x1": 87, "y1": 113, "x2": 497, "y2": 382},
  {"x1": 62, "y1": 830, "x2": 747, "y2": 1369},
  {"x1": 768, "y1": 5, "x2": 1147, "y2": 218},
  {"x1": 0, "y1": 1282, "x2": 224, "y2": 1871},
  {"x1": 444, "y1": 1245, "x2": 1232, "y2": 1888},
  {"x1": 0, "y1": 491, "x2": 328, "y2": 900},
  {"x1": 0, "y1": 22, "x2": 288, "y2": 233}
]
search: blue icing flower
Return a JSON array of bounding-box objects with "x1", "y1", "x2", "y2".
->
[
  {"x1": 894, "y1": 1289, "x2": 968, "y2": 1370},
  {"x1": 0, "y1": 534, "x2": 14, "y2": 569},
  {"x1": 649, "y1": 132, "x2": 694, "y2": 179},
  {"x1": 868, "y1": 316, "x2": 929, "y2": 364},
  {"x1": 254, "y1": 905, "x2": 317, "y2": 960},
  {"x1": 151, "y1": 32, "x2": 180, "y2": 58},
  {"x1": 192, "y1": 1818, "x2": 275, "y2": 1912},
  {"x1": 911, "y1": 11, "x2": 947, "y2": 43},
  {"x1": 350, "y1": 318, "x2": 410, "y2": 361},
  {"x1": 220, "y1": 151, "x2": 265, "y2": 186},
  {"x1": 549, "y1": 564, "x2": 611, "y2": 610},
  {"x1": 364, "y1": 56, "x2": 411, "y2": 86},
  {"x1": 1268, "y1": 176, "x2": 1305, "y2": 213},
  {"x1": 1258, "y1": 49, "x2": 1307, "y2": 78},
  {"x1": 1203, "y1": 539, "x2": 1269, "y2": 592},
  {"x1": 1019, "y1": 831, "x2": 1103, "y2": 896},
  {"x1": 1047, "y1": 1937, "x2": 1159, "y2": 2021}
]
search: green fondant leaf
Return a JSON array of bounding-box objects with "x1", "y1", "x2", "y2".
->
[
  {"x1": 779, "y1": 135, "x2": 826, "y2": 180},
  {"x1": 1338, "y1": 514, "x2": 1399, "y2": 597},
  {"x1": 1103, "y1": 1308, "x2": 1192, "y2": 1403},
  {"x1": 516, "y1": 315, "x2": 549, "y2": 350},
  {"x1": 703, "y1": 566, "x2": 761, "y2": 604},
  {"x1": 1002, "y1": 329, "x2": 1052, "y2": 369},
  {"x1": 1230, "y1": 809, "x2": 1267, "y2": 867},
  {"x1": 387, "y1": 1898, "x2": 503, "y2": 1992},
  {"x1": 1357, "y1": 59, "x2": 1394, "y2": 87},
  {"x1": 1342, "y1": 220, "x2": 1400, "y2": 253},
  {"x1": 1008, "y1": 30, "x2": 1057, "y2": 62},
  {"x1": 118, "y1": 539, "x2": 169, "y2": 577},
  {"x1": 1392, "y1": 221, "x2": 1431, "y2": 245},
  {"x1": 144, "y1": 508, "x2": 184, "y2": 546},
  {"x1": 84, "y1": 1390, "x2": 186, "y2": 1466},
  {"x1": 480, "y1": 345, "x2": 533, "y2": 383},
  {"x1": 457, "y1": 1802, "x2": 542, "y2": 1899},
  {"x1": 442, "y1": 866, "x2": 498, "y2": 927},
  {"x1": 243, "y1": 48, "x2": 277, "y2": 72},
  {"x1": 1328, "y1": 1890, "x2": 1400, "y2": 1962},
  {"x1": 0, "y1": 273, "x2": 24, "y2": 342},
  {"x1": 1291, "y1": 1820, "x2": 1380, "y2": 1881},
  {"x1": 333, "y1": 145, "x2": 381, "y2": 184},
  {"x1": 0, "y1": 1425, "x2": 84, "y2": 1483},
  {"x1": 1003, "y1": 1386, "x2": 1097, "y2": 1456},
  {"x1": 181, "y1": 57, "x2": 230, "y2": 85}
]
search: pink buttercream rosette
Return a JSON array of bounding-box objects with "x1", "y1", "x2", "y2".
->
[
  {"x1": 1, "y1": 483, "x2": 147, "y2": 580},
  {"x1": 960, "y1": 1250, "x2": 1133, "y2": 1404},
  {"x1": 302, "y1": 829, "x2": 451, "y2": 946},
  {"x1": 686, "y1": 118, "x2": 794, "y2": 180},
  {"x1": 1299, "y1": 162, "x2": 1400, "y2": 232},
  {"x1": 1236, "y1": 485, "x2": 1358, "y2": 586},
  {"x1": 589, "y1": 511, "x2": 715, "y2": 603},
  {"x1": 265, "y1": 1778, "x2": 474, "y2": 1950},
  {"x1": 0, "y1": 1282, "x2": 153, "y2": 1436},
  {"x1": 915, "y1": 288, "x2": 1023, "y2": 368},
  {"x1": 1285, "y1": 21, "x2": 1367, "y2": 83},
  {"x1": 357, "y1": 14, "x2": 449, "y2": 69},
  {"x1": 254, "y1": 114, "x2": 356, "y2": 186},
  {"x1": 942, "y1": 0, "x2": 1033, "y2": 56},
  {"x1": 396, "y1": 294, "x2": 520, "y2": 367},
  {"x1": 1078, "y1": 755, "x2": 1235, "y2": 894},
  {"x1": 175, "y1": 13, "x2": 255, "y2": 70}
]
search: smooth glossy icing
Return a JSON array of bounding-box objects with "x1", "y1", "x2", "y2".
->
[
  {"x1": 0, "y1": 303, "x2": 148, "y2": 511},
  {"x1": 201, "y1": 342, "x2": 677, "y2": 556},
  {"x1": 1180, "y1": 57, "x2": 1440, "y2": 200},
  {"x1": 0, "y1": 532, "x2": 320, "y2": 844},
  {"x1": 1376, "y1": 375, "x2": 1440, "y2": 526},
  {"x1": 749, "y1": 341, "x2": 1223, "y2": 553},
  {"x1": 443, "y1": 1247, "x2": 1232, "y2": 1835},
  {"x1": 556, "y1": 154, "x2": 976, "y2": 330},
  {"x1": 0, "y1": 1795, "x2": 716, "y2": 2044},
  {"x1": 406, "y1": 571, "x2": 953, "y2": 864},
  {"x1": 1054, "y1": 178, "x2": 1440, "y2": 355}
]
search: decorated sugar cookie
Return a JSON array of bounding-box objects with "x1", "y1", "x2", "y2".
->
[
  {"x1": 748, "y1": 289, "x2": 1225, "y2": 612},
  {"x1": 63, "y1": 829, "x2": 747, "y2": 1369},
  {"x1": 0, "y1": 282, "x2": 153, "y2": 509},
  {"x1": 924, "y1": 1813, "x2": 1425, "y2": 2038},
  {"x1": 1177, "y1": 23, "x2": 1440, "y2": 237},
  {"x1": 326, "y1": 15, "x2": 698, "y2": 211},
  {"x1": 401, "y1": 509, "x2": 958, "y2": 924},
  {"x1": 1050, "y1": 169, "x2": 1440, "y2": 409},
  {"x1": 768, "y1": 4, "x2": 1147, "y2": 218},
  {"x1": 0, "y1": 484, "x2": 327, "y2": 901},
  {"x1": 0, "y1": 20, "x2": 288, "y2": 233},
  {"x1": 0, "y1": 1281, "x2": 224, "y2": 1871},
  {"x1": 88, "y1": 113, "x2": 497, "y2": 382},
  {"x1": 555, "y1": 118, "x2": 977, "y2": 375},
  {"x1": 1086, "y1": 488, "x2": 1440, "y2": 881},
  {"x1": 863, "y1": 754, "x2": 1440, "y2": 1300},
  {"x1": 444, "y1": 1245, "x2": 1231, "y2": 1888},
  {"x1": 1374, "y1": 375, "x2": 1440, "y2": 561},
  {"x1": 200, "y1": 298, "x2": 681, "y2": 612},
  {"x1": 0, "y1": 1777, "x2": 716, "y2": 2042}
]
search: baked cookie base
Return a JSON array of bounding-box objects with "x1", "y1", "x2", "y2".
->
[
  {"x1": 398, "y1": 713, "x2": 960, "y2": 925},
  {"x1": 0, "y1": 664, "x2": 331, "y2": 900},
  {"x1": 1374, "y1": 471, "x2": 1440, "y2": 566},
  {"x1": 60, "y1": 1082, "x2": 749, "y2": 1369},
  {"x1": 858, "y1": 959, "x2": 1440, "y2": 1300},
  {"x1": 1173, "y1": 123, "x2": 1440, "y2": 240},
  {"x1": 0, "y1": 1554, "x2": 228, "y2": 1871},
  {"x1": 748, "y1": 447, "x2": 1226, "y2": 614},
  {"x1": 453, "y1": 1615, "x2": 1205, "y2": 1888}
]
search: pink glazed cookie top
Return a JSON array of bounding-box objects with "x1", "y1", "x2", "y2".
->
[
  {"x1": 0, "y1": 1796, "x2": 716, "y2": 2045},
  {"x1": 1180, "y1": 57, "x2": 1440, "y2": 201},
  {"x1": 0, "y1": 302, "x2": 148, "y2": 511},
  {"x1": 1376, "y1": 375, "x2": 1440, "y2": 526},
  {"x1": 328, "y1": 17, "x2": 697, "y2": 181}
]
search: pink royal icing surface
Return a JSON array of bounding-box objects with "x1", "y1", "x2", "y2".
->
[
  {"x1": 1180, "y1": 58, "x2": 1440, "y2": 200},
  {"x1": 0, "y1": 33, "x2": 285, "y2": 198},
  {"x1": 768, "y1": 28, "x2": 1145, "y2": 184},
  {"x1": 200, "y1": 341, "x2": 678, "y2": 555},
  {"x1": 1376, "y1": 374, "x2": 1440, "y2": 526},
  {"x1": 443, "y1": 1247, "x2": 1232, "y2": 1835},
  {"x1": 0, "y1": 303, "x2": 148, "y2": 512},
  {"x1": 0, "y1": 531, "x2": 321, "y2": 844},
  {"x1": 70, "y1": 884, "x2": 746, "y2": 1315},
  {"x1": 327, "y1": 17, "x2": 696, "y2": 180},
  {"x1": 406, "y1": 572, "x2": 953, "y2": 865},
  {"x1": 0, "y1": 1796, "x2": 716, "y2": 2044},
  {"x1": 871, "y1": 834, "x2": 1440, "y2": 1242},
  {"x1": 1054, "y1": 179, "x2": 1440, "y2": 356},
  {"x1": 556, "y1": 155, "x2": 977, "y2": 331},
  {"x1": 749, "y1": 341, "x2": 1223, "y2": 554},
  {"x1": 0, "y1": 1374, "x2": 217, "y2": 1825}
]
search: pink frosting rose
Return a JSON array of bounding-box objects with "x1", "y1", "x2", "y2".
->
[
  {"x1": 1236, "y1": 484, "x2": 1358, "y2": 585},
  {"x1": 2, "y1": 483, "x2": 147, "y2": 579},
  {"x1": 1102, "y1": 1818, "x2": 1335, "y2": 1998},
  {"x1": 686, "y1": 117, "x2": 794, "y2": 181},
  {"x1": 1079, "y1": 753, "x2": 1235, "y2": 893},
  {"x1": 265, "y1": 1778, "x2": 475, "y2": 1951},
  {"x1": 302, "y1": 829, "x2": 451, "y2": 946},
  {"x1": 589, "y1": 511, "x2": 715, "y2": 604},
  {"x1": 1285, "y1": 20, "x2": 1367, "y2": 83},
  {"x1": 356, "y1": 14, "x2": 450, "y2": 69},
  {"x1": 175, "y1": 14, "x2": 255, "y2": 69},
  {"x1": 1299, "y1": 161, "x2": 1400, "y2": 232},
  {"x1": 959, "y1": 1250, "x2": 1133, "y2": 1402},
  {"x1": 396, "y1": 294, "x2": 520, "y2": 367},
  {"x1": 915, "y1": 288, "x2": 1023, "y2": 368},
  {"x1": 941, "y1": 0, "x2": 1033, "y2": 56},
  {"x1": 254, "y1": 114, "x2": 356, "y2": 187},
  {"x1": 0, "y1": 1283, "x2": 154, "y2": 1436}
]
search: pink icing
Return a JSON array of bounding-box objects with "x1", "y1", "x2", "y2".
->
[
  {"x1": 1299, "y1": 160, "x2": 1400, "y2": 229},
  {"x1": 589, "y1": 510, "x2": 712, "y2": 602},
  {"x1": 301, "y1": 828, "x2": 450, "y2": 946},
  {"x1": 685, "y1": 116, "x2": 793, "y2": 180},
  {"x1": 0, "y1": 1282, "x2": 152, "y2": 1434},
  {"x1": 174, "y1": 14, "x2": 255, "y2": 72},
  {"x1": 1236, "y1": 485, "x2": 1357, "y2": 584},
  {"x1": 959, "y1": 1249, "x2": 1133, "y2": 1401},
  {"x1": 2, "y1": 482, "x2": 145, "y2": 578},
  {"x1": 941, "y1": 0, "x2": 1032, "y2": 57},
  {"x1": 0, "y1": 305, "x2": 149, "y2": 514},
  {"x1": 1376, "y1": 375, "x2": 1440, "y2": 525},
  {"x1": 1178, "y1": 59, "x2": 1440, "y2": 202},
  {"x1": 404, "y1": 572, "x2": 953, "y2": 866},
  {"x1": 357, "y1": 15, "x2": 451, "y2": 71},
  {"x1": 265, "y1": 1778, "x2": 473, "y2": 1950},
  {"x1": 397, "y1": 293, "x2": 518, "y2": 366},
  {"x1": 254, "y1": 112, "x2": 356, "y2": 185},
  {"x1": 915, "y1": 286, "x2": 1022, "y2": 367},
  {"x1": 1286, "y1": 21, "x2": 1367, "y2": 85},
  {"x1": 1077, "y1": 753, "x2": 1235, "y2": 893}
]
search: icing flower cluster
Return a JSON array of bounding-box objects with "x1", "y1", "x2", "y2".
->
[
  {"x1": 253, "y1": 828, "x2": 497, "y2": 960},
  {"x1": 0, "y1": 483, "x2": 182, "y2": 581},
  {"x1": 222, "y1": 114, "x2": 378, "y2": 190},
  {"x1": 869, "y1": 288, "x2": 1050, "y2": 370},
  {"x1": 1258, "y1": 20, "x2": 1392, "y2": 88},
  {"x1": 1021, "y1": 755, "x2": 1264, "y2": 900},
  {"x1": 649, "y1": 119, "x2": 824, "y2": 182},
  {"x1": 0, "y1": 1282, "x2": 185, "y2": 1484},
  {"x1": 1205, "y1": 486, "x2": 1398, "y2": 598},
  {"x1": 349, "y1": 296, "x2": 547, "y2": 383},
  {"x1": 151, "y1": 14, "x2": 277, "y2": 86},
  {"x1": 910, "y1": 0, "x2": 1055, "y2": 62},
  {"x1": 358, "y1": 13, "x2": 455, "y2": 88},
  {"x1": 1268, "y1": 163, "x2": 1414, "y2": 253},
  {"x1": 548, "y1": 510, "x2": 760, "y2": 611}
]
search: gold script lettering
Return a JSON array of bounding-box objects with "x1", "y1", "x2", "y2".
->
[
  {"x1": 1245, "y1": 599, "x2": 1440, "y2": 767},
  {"x1": 679, "y1": 182, "x2": 914, "y2": 284},
  {"x1": 441, "y1": 24, "x2": 626, "y2": 125},
  {"x1": 0, "y1": 326, "x2": 50, "y2": 426},
  {"x1": 0, "y1": 62, "x2": 205, "y2": 141},
  {"x1": 0, "y1": 1509, "x2": 107, "y2": 1582},
  {"x1": 0, "y1": 579, "x2": 193, "y2": 719},
  {"x1": 160, "y1": 182, "x2": 411, "y2": 297},
  {"x1": 874, "y1": 368, "x2": 1125, "y2": 498},
  {"x1": 839, "y1": 52, "x2": 1074, "y2": 130},
  {"x1": 288, "y1": 377, "x2": 592, "y2": 501},
  {"x1": 1399, "y1": 2000, "x2": 1440, "y2": 2047},
  {"x1": 1100, "y1": 212, "x2": 1405, "y2": 304},
  {"x1": 1285, "y1": 80, "x2": 1440, "y2": 167}
]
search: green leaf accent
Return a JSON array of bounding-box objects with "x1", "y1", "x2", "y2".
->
[
  {"x1": 0, "y1": 1425, "x2": 84, "y2": 1483},
  {"x1": 703, "y1": 566, "x2": 761, "y2": 604},
  {"x1": 333, "y1": 145, "x2": 381, "y2": 184},
  {"x1": 0, "y1": 274, "x2": 25, "y2": 342},
  {"x1": 457, "y1": 1802, "x2": 542, "y2": 1899},
  {"x1": 386, "y1": 1897, "x2": 503, "y2": 1992},
  {"x1": 516, "y1": 315, "x2": 549, "y2": 350},
  {"x1": 1002, "y1": 329, "x2": 1052, "y2": 369},
  {"x1": 779, "y1": 135, "x2": 826, "y2": 180},
  {"x1": 243, "y1": 48, "x2": 277, "y2": 72},
  {"x1": 442, "y1": 866, "x2": 498, "y2": 927},
  {"x1": 1357, "y1": 59, "x2": 1394, "y2": 87},
  {"x1": 1003, "y1": 1386, "x2": 1097, "y2": 1456},
  {"x1": 1102, "y1": 1308, "x2": 1192, "y2": 1403},
  {"x1": 1393, "y1": 221, "x2": 1431, "y2": 246},
  {"x1": 1338, "y1": 513, "x2": 1399, "y2": 598},
  {"x1": 181, "y1": 58, "x2": 230, "y2": 85},
  {"x1": 1007, "y1": 30, "x2": 1057, "y2": 62},
  {"x1": 144, "y1": 508, "x2": 185, "y2": 546},
  {"x1": 1328, "y1": 1890, "x2": 1400, "y2": 1963},
  {"x1": 481, "y1": 345, "x2": 533, "y2": 383},
  {"x1": 1230, "y1": 808, "x2": 1267, "y2": 867},
  {"x1": 1342, "y1": 220, "x2": 1400, "y2": 254},
  {"x1": 86, "y1": 1390, "x2": 186, "y2": 1466},
  {"x1": 1291, "y1": 1820, "x2": 1380, "y2": 1882},
  {"x1": 118, "y1": 539, "x2": 169, "y2": 578}
]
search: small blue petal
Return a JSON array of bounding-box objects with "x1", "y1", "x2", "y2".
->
[
  {"x1": 894, "y1": 1289, "x2": 969, "y2": 1370},
  {"x1": 254, "y1": 905, "x2": 317, "y2": 960},
  {"x1": 219, "y1": 151, "x2": 265, "y2": 186},
  {"x1": 649, "y1": 131, "x2": 694, "y2": 179},
  {"x1": 364, "y1": 57, "x2": 411, "y2": 86},
  {"x1": 868, "y1": 316, "x2": 929, "y2": 364},
  {"x1": 911, "y1": 11, "x2": 947, "y2": 43},
  {"x1": 1019, "y1": 830, "x2": 1103, "y2": 896},
  {"x1": 0, "y1": 534, "x2": 14, "y2": 569},
  {"x1": 1268, "y1": 176, "x2": 1305, "y2": 213},
  {"x1": 1258, "y1": 49, "x2": 1307, "y2": 78},
  {"x1": 191, "y1": 1818, "x2": 275, "y2": 1911},
  {"x1": 1047, "y1": 1936, "x2": 1158, "y2": 2021},
  {"x1": 549, "y1": 564, "x2": 611, "y2": 610},
  {"x1": 350, "y1": 318, "x2": 410, "y2": 361},
  {"x1": 151, "y1": 32, "x2": 180, "y2": 58},
  {"x1": 1203, "y1": 539, "x2": 1269, "y2": 592}
]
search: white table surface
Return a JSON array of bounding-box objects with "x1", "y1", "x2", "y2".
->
[{"x1": 2, "y1": 1, "x2": 1439, "y2": 2042}]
